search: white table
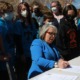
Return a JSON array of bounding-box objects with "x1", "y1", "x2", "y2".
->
[
  {"x1": 69, "y1": 56, "x2": 80, "y2": 66},
  {"x1": 29, "y1": 56, "x2": 80, "y2": 80}
]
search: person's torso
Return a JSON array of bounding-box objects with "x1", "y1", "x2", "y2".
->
[{"x1": 60, "y1": 18, "x2": 78, "y2": 49}]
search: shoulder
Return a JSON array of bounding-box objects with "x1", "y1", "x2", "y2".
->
[
  {"x1": 31, "y1": 39, "x2": 44, "y2": 46},
  {"x1": 60, "y1": 17, "x2": 66, "y2": 22},
  {"x1": 14, "y1": 20, "x2": 22, "y2": 28},
  {"x1": 14, "y1": 19, "x2": 22, "y2": 25},
  {"x1": 60, "y1": 17, "x2": 67, "y2": 27},
  {"x1": 15, "y1": 19, "x2": 22, "y2": 23}
]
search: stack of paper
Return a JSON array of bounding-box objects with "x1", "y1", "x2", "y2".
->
[{"x1": 59, "y1": 65, "x2": 80, "y2": 73}]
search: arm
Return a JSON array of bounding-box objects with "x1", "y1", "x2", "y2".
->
[
  {"x1": 13, "y1": 21, "x2": 24, "y2": 56},
  {"x1": 13, "y1": 34, "x2": 24, "y2": 55},
  {"x1": 31, "y1": 39, "x2": 70, "y2": 69},
  {"x1": 31, "y1": 39, "x2": 56, "y2": 69},
  {"x1": 0, "y1": 30, "x2": 10, "y2": 61}
]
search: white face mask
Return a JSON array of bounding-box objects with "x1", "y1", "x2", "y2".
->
[
  {"x1": 4, "y1": 12, "x2": 14, "y2": 21},
  {"x1": 51, "y1": 7, "x2": 57, "y2": 13},
  {"x1": 21, "y1": 10, "x2": 28, "y2": 17}
]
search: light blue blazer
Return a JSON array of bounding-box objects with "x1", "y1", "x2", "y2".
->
[{"x1": 28, "y1": 39, "x2": 61, "y2": 79}]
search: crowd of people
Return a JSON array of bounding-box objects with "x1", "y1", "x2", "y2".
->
[{"x1": 0, "y1": 0, "x2": 80, "y2": 80}]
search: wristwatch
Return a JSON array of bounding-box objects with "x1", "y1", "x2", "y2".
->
[{"x1": 54, "y1": 62, "x2": 58, "y2": 68}]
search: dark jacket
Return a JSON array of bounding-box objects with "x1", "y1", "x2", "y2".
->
[{"x1": 56, "y1": 17, "x2": 80, "y2": 60}]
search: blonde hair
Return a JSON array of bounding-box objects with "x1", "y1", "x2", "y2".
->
[{"x1": 39, "y1": 24, "x2": 57, "y2": 39}]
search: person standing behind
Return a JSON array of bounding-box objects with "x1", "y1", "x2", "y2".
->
[
  {"x1": 0, "y1": 1, "x2": 15, "y2": 80},
  {"x1": 28, "y1": 24, "x2": 69, "y2": 79},
  {"x1": 50, "y1": 1, "x2": 64, "y2": 23},
  {"x1": 42, "y1": 11, "x2": 59, "y2": 29},
  {"x1": 14, "y1": 2, "x2": 37, "y2": 80},
  {"x1": 56, "y1": 4, "x2": 80, "y2": 61},
  {"x1": 50, "y1": 1, "x2": 63, "y2": 46},
  {"x1": 31, "y1": 1, "x2": 44, "y2": 27}
]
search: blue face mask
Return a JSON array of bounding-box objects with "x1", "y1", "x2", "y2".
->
[{"x1": 4, "y1": 12, "x2": 14, "y2": 21}]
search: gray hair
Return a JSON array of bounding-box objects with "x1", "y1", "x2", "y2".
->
[{"x1": 39, "y1": 24, "x2": 57, "y2": 39}]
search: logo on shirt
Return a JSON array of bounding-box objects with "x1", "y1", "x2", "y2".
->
[{"x1": 67, "y1": 29, "x2": 77, "y2": 48}]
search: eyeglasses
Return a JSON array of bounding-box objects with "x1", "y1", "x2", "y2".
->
[{"x1": 46, "y1": 32, "x2": 57, "y2": 36}]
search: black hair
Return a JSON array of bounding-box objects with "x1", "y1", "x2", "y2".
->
[
  {"x1": 17, "y1": 2, "x2": 32, "y2": 24},
  {"x1": 43, "y1": 12, "x2": 54, "y2": 21},
  {"x1": 51, "y1": 1, "x2": 61, "y2": 8},
  {"x1": 63, "y1": 4, "x2": 77, "y2": 18}
]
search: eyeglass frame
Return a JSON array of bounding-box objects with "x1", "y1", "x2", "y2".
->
[{"x1": 46, "y1": 31, "x2": 57, "y2": 36}]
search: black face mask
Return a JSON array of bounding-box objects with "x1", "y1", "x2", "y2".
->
[
  {"x1": 34, "y1": 8, "x2": 40, "y2": 14},
  {"x1": 66, "y1": 15, "x2": 75, "y2": 21}
]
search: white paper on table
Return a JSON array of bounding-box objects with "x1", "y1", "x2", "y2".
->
[
  {"x1": 59, "y1": 65, "x2": 80, "y2": 73},
  {"x1": 34, "y1": 73, "x2": 78, "y2": 80}
]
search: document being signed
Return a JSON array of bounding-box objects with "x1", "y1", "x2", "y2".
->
[{"x1": 59, "y1": 65, "x2": 80, "y2": 73}]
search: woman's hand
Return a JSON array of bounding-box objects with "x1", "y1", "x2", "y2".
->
[{"x1": 58, "y1": 59, "x2": 70, "y2": 68}]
